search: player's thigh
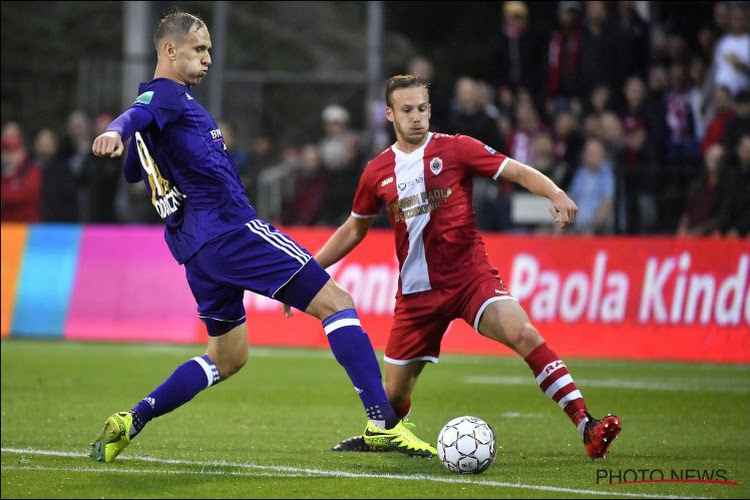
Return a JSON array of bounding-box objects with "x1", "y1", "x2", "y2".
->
[
  {"x1": 476, "y1": 299, "x2": 544, "y2": 357},
  {"x1": 302, "y1": 277, "x2": 355, "y2": 320}
]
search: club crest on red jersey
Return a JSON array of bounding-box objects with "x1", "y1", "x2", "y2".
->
[{"x1": 430, "y1": 157, "x2": 443, "y2": 175}]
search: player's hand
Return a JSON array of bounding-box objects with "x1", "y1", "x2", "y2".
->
[
  {"x1": 549, "y1": 191, "x2": 577, "y2": 229},
  {"x1": 282, "y1": 304, "x2": 293, "y2": 318},
  {"x1": 92, "y1": 131, "x2": 124, "y2": 158}
]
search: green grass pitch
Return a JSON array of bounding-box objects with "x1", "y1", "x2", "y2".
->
[{"x1": 2, "y1": 339, "x2": 748, "y2": 499}]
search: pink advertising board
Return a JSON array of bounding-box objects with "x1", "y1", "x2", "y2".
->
[{"x1": 65, "y1": 226, "x2": 199, "y2": 343}]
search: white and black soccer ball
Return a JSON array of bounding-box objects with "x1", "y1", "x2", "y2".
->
[{"x1": 436, "y1": 415, "x2": 497, "y2": 474}]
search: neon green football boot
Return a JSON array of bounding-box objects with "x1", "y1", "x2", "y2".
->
[
  {"x1": 89, "y1": 411, "x2": 132, "y2": 462},
  {"x1": 363, "y1": 420, "x2": 436, "y2": 457}
]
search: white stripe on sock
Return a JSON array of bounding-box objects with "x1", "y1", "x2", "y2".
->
[
  {"x1": 192, "y1": 356, "x2": 217, "y2": 389},
  {"x1": 544, "y1": 374, "x2": 574, "y2": 398},
  {"x1": 557, "y1": 390, "x2": 582, "y2": 409},
  {"x1": 323, "y1": 318, "x2": 361, "y2": 335}
]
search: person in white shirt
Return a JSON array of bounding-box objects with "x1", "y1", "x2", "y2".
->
[{"x1": 714, "y1": 4, "x2": 750, "y2": 97}]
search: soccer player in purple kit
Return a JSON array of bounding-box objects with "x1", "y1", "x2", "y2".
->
[{"x1": 88, "y1": 10, "x2": 436, "y2": 462}]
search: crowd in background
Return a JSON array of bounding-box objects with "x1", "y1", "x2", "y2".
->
[{"x1": 2, "y1": 1, "x2": 749, "y2": 237}]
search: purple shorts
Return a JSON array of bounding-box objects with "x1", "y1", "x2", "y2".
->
[{"x1": 184, "y1": 219, "x2": 330, "y2": 336}]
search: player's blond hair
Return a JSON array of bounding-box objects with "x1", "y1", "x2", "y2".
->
[
  {"x1": 385, "y1": 75, "x2": 430, "y2": 108},
  {"x1": 153, "y1": 10, "x2": 207, "y2": 50}
]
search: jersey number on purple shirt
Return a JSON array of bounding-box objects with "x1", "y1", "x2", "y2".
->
[{"x1": 134, "y1": 131, "x2": 186, "y2": 219}]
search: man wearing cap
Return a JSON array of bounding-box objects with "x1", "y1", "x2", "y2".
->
[{"x1": 318, "y1": 104, "x2": 361, "y2": 225}]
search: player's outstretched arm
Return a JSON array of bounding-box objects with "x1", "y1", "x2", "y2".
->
[
  {"x1": 282, "y1": 215, "x2": 373, "y2": 318},
  {"x1": 92, "y1": 106, "x2": 156, "y2": 159},
  {"x1": 500, "y1": 159, "x2": 577, "y2": 229},
  {"x1": 315, "y1": 215, "x2": 374, "y2": 268}
]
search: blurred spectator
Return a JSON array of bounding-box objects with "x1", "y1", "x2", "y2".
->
[
  {"x1": 33, "y1": 128, "x2": 78, "y2": 222},
  {"x1": 666, "y1": 32, "x2": 689, "y2": 65},
  {"x1": 701, "y1": 85, "x2": 735, "y2": 155},
  {"x1": 364, "y1": 79, "x2": 393, "y2": 158},
  {"x1": 491, "y1": 1, "x2": 546, "y2": 111},
  {"x1": 712, "y1": 1, "x2": 731, "y2": 37},
  {"x1": 713, "y1": 4, "x2": 750, "y2": 97},
  {"x1": 599, "y1": 111, "x2": 628, "y2": 233},
  {"x1": 552, "y1": 110, "x2": 583, "y2": 189},
  {"x1": 581, "y1": 111, "x2": 602, "y2": 140},
  {"x1": 612, "y1": 1, "x2": 650, "y2": 95},
  {"x1": 1, "y1": 122, "x2": 42, "y2": 222},
  {"x1": 588, "y1": 84, "x2": 614, "y2": 115},
  {"x1": 546, "y1": 1, "x2": 584, "y2": 109},
  {"x1": 532, "y1": 132, "x2": 568, "y2": 189},
  {"x1": 567, "y1": 137, "x2": 615, "y2": 234},
  {"x1": 619, "y1": 116, "x2": 657, "y2": 234},
  {"x1": 509, "y1": 99, "x2": 546, "y2": 166},
  {"x1": 83, "y1": 113, "x2": 121, "y2": 222},
  {"x1": 57, "y1": 109, "x2": 92, "y2": 221},
  {"x1": 600, "y1": 112, "x2": 625, "y2": 157},
  {"x1": 448, "y1": 76, "x2": 504, "y2": 148},
  {"x1": 477, "y1": 80, "x2": 502, "y2": 122},
  {"x1": 715, "y1": 134, "x2": 750, "y2": 237},
  {"x1": 722, "y1": 89, "x2": 750, "y2": 165},
  {"x1": 696, "y1": 23, "x2": 719, "y2": 67},
  {"x1": 282, "y1": 144, "x2": 329, "y2": 226},
  {"x1": 648, "y1": 26, "x2": 671, "y2": 68},
  {"x1": 687, "y1": 55, "x2": 711, "y2": 141},
  {"x1": 643, "y1": 65, "x2": 669, "y2": 166},
  {"x1": 579, "y1": 1, "x2": 617, "y2": 102},
  {"x1": 245, "y1": 134, "x2": 277, "y2": 203},
  {"x1": 677, "y1": 143, "x2": 723, "y2": 236},
  {"x1": 318, "y1": 104, "x2": 360, "y2": 225},
  {"x1": 319, "y1": 104, "x2": 359, "y2": 171},
  {"x1": 664, "y1": 62, "x2": 700, "y2": 176},
  {"x1": 218, "y1": 120, "x2": 250, "y2": 174},
  {"x1": 473, "y1": 176, "x2": 512, "y2": 233},
  {"x1": 621, "y1": 76, "x2": 647, "y2": 121}
]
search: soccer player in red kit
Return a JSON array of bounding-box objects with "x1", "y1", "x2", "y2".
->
[{"x1": 285, "y1": 74, "x2": 621, "y2": 460}]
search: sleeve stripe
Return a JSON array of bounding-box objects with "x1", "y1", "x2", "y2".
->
[
  {"x1": 351, "y1": 211, "x2": 377, "y2": 219},
  {"x1": 492, "y1": 157, "x2": 510, "y2": 180}
]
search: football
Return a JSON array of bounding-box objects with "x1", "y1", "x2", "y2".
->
[{"x1": 436, "y1": 415, "x2": 497, "y2": 474}]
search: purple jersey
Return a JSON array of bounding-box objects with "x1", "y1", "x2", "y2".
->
[{"x1": 122, "y1": 78, "x2": 256, "y2": 263}]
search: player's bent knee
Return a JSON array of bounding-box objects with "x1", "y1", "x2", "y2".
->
[
  {"x1": 306, "y1": 280, "x2": 357, "y2": 320},
  {"x1": 214, "y1": 350, "x2": 248, "y2": 380}
]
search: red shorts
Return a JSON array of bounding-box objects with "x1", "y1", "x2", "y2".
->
[{"x1": 383, "y1": 270, "x2": 516, "y2": 365}]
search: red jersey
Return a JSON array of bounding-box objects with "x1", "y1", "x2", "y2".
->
[{"x1": 352, "y1": 133, "x2": 509, "y2": 295}]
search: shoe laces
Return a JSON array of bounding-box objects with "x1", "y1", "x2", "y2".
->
[{"x1": 401, "y1": 418, "x2": 416, "y2": 431}]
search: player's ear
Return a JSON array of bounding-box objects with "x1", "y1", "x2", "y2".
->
[
  {"x1": 163, "y1": 40, "x2": 177, "y2": 61},
  {"x1": 385, "y1": 106, "x2": 394, "y2": 123}
]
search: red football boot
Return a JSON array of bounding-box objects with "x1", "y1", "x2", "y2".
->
[{"x1": 583, "y1": 413, "x2": 621, "y2": 460}]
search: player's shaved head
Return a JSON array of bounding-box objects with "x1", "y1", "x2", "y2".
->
[
  {"x1": 153, "y1": 10, "x2": 207, "y2": 51},
  {"x1": 385, "y1": 74, "x2": 430, "y2": 108}
]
